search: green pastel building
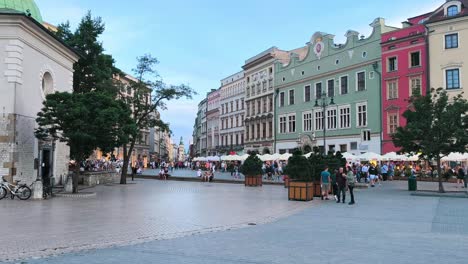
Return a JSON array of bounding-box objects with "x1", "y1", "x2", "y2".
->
[{"x1": 274, "y1": 18, "x2": 396, "y2": 155}]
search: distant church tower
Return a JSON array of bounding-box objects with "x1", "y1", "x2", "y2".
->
[{"x1": 178, "y1": 137, "x2": 185, "y2": 161}]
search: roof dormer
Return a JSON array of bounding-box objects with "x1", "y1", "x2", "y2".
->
[{"x1": 443, "y1": 0, "x2": 462, "y2": 17}]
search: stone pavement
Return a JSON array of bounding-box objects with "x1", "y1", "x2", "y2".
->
[
  {"x1": 0, "y1": 180, "x2": 308, "y2": 262},
  {"x1": 3, "y1": 181, "x2": 468, "y2": 264},
  {"x1": 140, "y1": 168, "x2": 285, "y2": 182}
]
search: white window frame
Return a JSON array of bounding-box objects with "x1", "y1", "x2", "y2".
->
[
  {"x1": 326, "y1": 78, "x2": 335, "y2": 98},
  {"x1": 361, "y1": 129, "x2": 372, "y2": 142},
  {"x1": 288, "y1": 89, "x2": 295, "y2": 105},
  {"x1": 409, "y1": 50, "x2": 421, "y2": 68},
  {"x1": 314, "y1": 109, "x2": 324, "y2": 131},
  {"x1": 444, "y1": 32, "x2": 459, "y2": 50},
  {"x1": 444, "y1": 67, "x2": 462, "y2": 90},
  {"x1": 338, "y1": 105, "x2": 351, "y2": 129},
  {"x1": 326, "y1": 107, "x2": 338, "y2": 130},
  {"x1": 303, "y1": 111, "x2": 313, "y2": 132},
  {"x1": 288, "y1": 113, "x2": 296, "y2": 133},
  {"x1": 387, "y1": 80, "x2": 398, "y2": 100},
  {"x1": 356, "y1": 71, "x2": 367, "y2": 91},
  {"x1": 387, "y1": 112, "x2": 399, "y2": 135},
  {"x1": 304, "y1": 84, "x2": 312, "y2": 102},
  {"x1": 339, "y1": 74, "x2": 349, "y2": 95},
  {"x1": 356, "y1": 102, "x2": 368, "y2": 128},
  {"x1": 387, "y1": 56, "x2": 398, "y2": 72},
  {"x1": 315, "y1": 82, "x2": 323, "y2": 98},
  {"x1": 409, "y1": 76, "x2": 422, "y2": 96},
  {"x1": 279, "y1": 91, "x2": 285, "y2": 107}
]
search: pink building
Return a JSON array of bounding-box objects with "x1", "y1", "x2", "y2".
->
[{"x1": 381, "y1": 13, "x2": 432, "y2": 154}]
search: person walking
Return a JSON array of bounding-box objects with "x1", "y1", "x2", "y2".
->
[
  {"x1": 331, "y1": 168, "x2": 338, "y2": 201},
  {"x1": 381, "y1": 163, "x2": 389, "y2": 181},
  {"x1": 321, "y1": 166, "x2": 331, "y2": 200},
  {"x1": 346, "y1": 166, "x2": 356, "y2": 205},
  {"x1": 361, "y1": 163, "x2": 369, "y2": 183},
  {"x1": 369, "y1": 163, "x2": 378, "y2": 187},
  {"x1": 456, "y1": 166, "x2": 465, "y2": 188},
  {"x1": 336, "y1": 167, "x2": 347, "y2": 204}
]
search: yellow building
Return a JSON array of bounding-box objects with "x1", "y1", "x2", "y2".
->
[{"x1": 427, "y1": 0, "x2": 468, "y2": 99}]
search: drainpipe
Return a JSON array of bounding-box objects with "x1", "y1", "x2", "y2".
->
[
  {"x1": 274, "y1": 88, "x2": 279, "y2": 153},
  {"x1": 372, "y1": 62, "x2": 383, "y2": 155},
  {"x1": 424, "y1": 24, "x2": 431, "y2": 96}
]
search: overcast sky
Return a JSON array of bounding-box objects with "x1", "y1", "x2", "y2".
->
[{"x1": 36, "y1": 0, "x2": 442, "y2": 149}]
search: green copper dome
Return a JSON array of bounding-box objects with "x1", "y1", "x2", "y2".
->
[{"x1": 0, "y1": 0, "x2": 43, "y2": 23}]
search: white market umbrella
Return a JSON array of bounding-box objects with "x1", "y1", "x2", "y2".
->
[
  {"x1": 220, "y1": 156, "x2": 229, "y2": 161},
  {"x1": 382, "y1": 152, "x2": 405, "y2": 161},
  {"x1": 206, "y1": 156, "x2": 220, "y2": 162},
  {"x1": 442, "y1": 152, "x2": 467, "y2": 162},
  {"x1": 357, "y1": 152, "x2": 383, "y2": 161},
  {"x1": 342, "y1": 152, "x2": 358, "y2": 162},
  {"x1": 406, "y1": 154, "x2": 420, "y2": 162},
  {"x1": 279, "y1": 153, "x2": 292, "y2": 160},
  {"x1": 260, "y1": 154, "x2": 275, "y2": 161},
  {"x1": 271, "y1": 153, "x2": 282, "y2": 160}
]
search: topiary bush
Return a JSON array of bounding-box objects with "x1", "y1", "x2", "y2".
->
[
  {"x1": 284, "y1": 150, "x2": 313, "y2": 182},
  {"x1": 240, "y1": 153, "x2": 263, "y2": 176}
]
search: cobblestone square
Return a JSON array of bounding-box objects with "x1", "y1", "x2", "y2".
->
[{"x1": 1, "y1": 180, "x2": 467, "y2": 263}]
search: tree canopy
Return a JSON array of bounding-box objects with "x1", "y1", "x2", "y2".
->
[
  {"x1": 55, "y1": 11, "x2": 120, "y2": 94},
  {"x1": 35, "y1": 92, "x2": 135, "y2": 192},
  {"x1": 116, "y1": 54, "x2": 196, "y2": 184},
  {"x1": 392, "y1": 88, "x2": 468, "y2": 192}
]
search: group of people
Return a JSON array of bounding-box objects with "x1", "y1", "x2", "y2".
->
[
  {"x1": 321, "y1": 166, "x2": 356, "y2": 205},
  {"x1": 261, "y1": 161, "x2": 285, "y2": 181}
]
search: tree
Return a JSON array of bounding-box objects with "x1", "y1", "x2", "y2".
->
[
  {"x1": 392, "y1": 88, "x2": 468, "y2": 193},
  {"x1": 118, "y1": 54, "x2": 196, "y2": 184},
  {"x1": 284, "y1": 150, "x2": 313, "y2": 182},
  {"x1": 54, "y1": 11, "x2": 120, "y2": 94},
  {"x1": 35, "y1": 92, "x2": 135, "y2": 193}
]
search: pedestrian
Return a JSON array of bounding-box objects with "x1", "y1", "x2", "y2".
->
[
  {"x1": 361, "y1": 163, "x2": 369, "y2": 183},
  {"x1": 381, "y1": 163, "x2": 389, "y2": 181},
  {"x1": 320, "y1": 166, "x2": 331, "y2": 200},
  {"x1": 369, "y1": 163, "x2": 378, "y2": 187},
  {"x1": 336, "y1": 167, "x2": 347, "y2": 204},
  {"x1": 346, "y1": 166, "x2": 356, "y2": 205},
  {"x1": 131, "y1": 164, "x2": 137, "y2": 181},
  {"x1": 332, "y1": 168, "x2": 338, "y2": 201},
  {"x1": 456, "y1": 166, "x2": 465, "y2": 188}
]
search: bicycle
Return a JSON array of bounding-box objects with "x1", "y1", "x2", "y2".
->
[{"x1": 0, "y1": 177, "x2": 32, "y2": 200}]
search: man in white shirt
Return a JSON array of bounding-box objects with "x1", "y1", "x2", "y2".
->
[{"x1": 361, "y1": 164, "x2": 369, "y2": 183}]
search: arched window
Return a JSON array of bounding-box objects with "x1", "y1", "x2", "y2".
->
[
  {"x1": 447, "y1": 5, "x2": 459, "y2": 16},
  {"x1": 42, "y1": 72, "x2": 53, "y2": 95}
]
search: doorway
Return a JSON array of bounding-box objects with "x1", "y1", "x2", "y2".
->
[{"x1": 41, "y1": 149, "x2": 51, "y2": 186}]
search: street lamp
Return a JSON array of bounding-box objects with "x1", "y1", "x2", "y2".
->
[{"x1": 314, "y1": 92, "x2": 335, "y2": 155}]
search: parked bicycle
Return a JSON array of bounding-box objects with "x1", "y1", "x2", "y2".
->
[{"x1": 0, "y1": 176, "x2": 32, "y2": 200}]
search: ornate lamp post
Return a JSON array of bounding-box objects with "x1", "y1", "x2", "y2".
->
[{"x1": 314, "y1": 92, "x2": 335, "y2": 155}]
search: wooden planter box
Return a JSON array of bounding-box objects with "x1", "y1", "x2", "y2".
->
[
  {"x1": 288, "y1": 181, "x2": 314, "y2": 201},
  {"x1": 284, "y1": 176, "x2": 290, "y2": 188},
  {"x1": 313, "y1": 182, "x2": 323, "y2": 199},
  {"x1": 245, "y1": 175, "x2": 262, "y2": 187}
]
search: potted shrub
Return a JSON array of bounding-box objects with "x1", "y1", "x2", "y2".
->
[
  {"x1": 240, "y1": 152, "x2": 263, "y2": 187},
  {"x1": 284, "y1": 150, "x2": 314, "y2": 201}
]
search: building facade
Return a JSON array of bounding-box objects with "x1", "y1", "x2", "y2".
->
[
  {"x1": 206, "y1": 89, "x2": 220, "y2": 156},
  {"x1": 192, "y1": 98, "x2": 207, "y2": 157},
  {"x1": 381, "y1": 14, "x2": 432, "y2": 154},
  {"x1": 0, "y1": 1, "x2": 79, "y2": 185},
  {"x1": 275, "y1": 19, "x2": 397, "y2": 155},
  {"x1": 243, "y1": 47, "x2": 290, "y2": 154},
  {"x1": 219, "y1": 71, "x2": 246, "y2": 155},
  {"x1": 177, "y1": 137, "x2": 185, "y2": 161},
  {"x1": 427, "y1": 0, "x2": 468, "y2": 100}
]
